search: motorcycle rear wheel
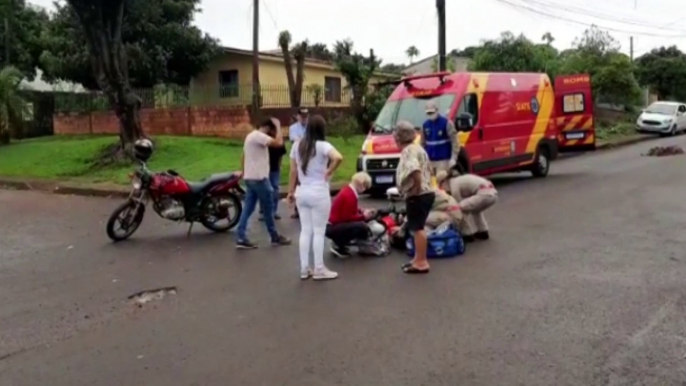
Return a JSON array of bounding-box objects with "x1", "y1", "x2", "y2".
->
[
  {"x1": 106, "y1": 201, "x2": 146, "y2": 242},
  {"x1": 200, "y1": 192, "x2": 242, "y2": 232}
]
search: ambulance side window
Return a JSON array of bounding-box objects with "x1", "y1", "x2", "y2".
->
[
  {"x1": 563, "y1": 93, "x2": 585, "y2": 114},
  {"x1": 457, "y1": 93, "x2": 479, "y2": 125}
]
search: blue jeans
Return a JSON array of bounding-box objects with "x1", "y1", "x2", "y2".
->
[
  {"x1": 269, "y1": 170, "x2": 280, "y2": 214},
  {"x1": 237, "y1": 179, "x2": 279, "y2": 242}
]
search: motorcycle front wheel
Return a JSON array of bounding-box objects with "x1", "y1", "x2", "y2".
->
[
  {"x1": 106, "y1": 201, "x2": 146, "y2": 242},
  {"x1": 200, "y1": 192, "x2": 242, "y2": 232}
]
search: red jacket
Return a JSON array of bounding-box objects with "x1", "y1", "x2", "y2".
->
[{"x1": 329, "y1": 185, "x2": 365, "y2": 225}]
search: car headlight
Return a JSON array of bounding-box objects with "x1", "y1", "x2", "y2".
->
[
  {"x1": 665, "y1": 119, "x2": 673, "y2": 124},
  {"x1": 132, "y1": 176, "x2": 142, "y2": 190}
]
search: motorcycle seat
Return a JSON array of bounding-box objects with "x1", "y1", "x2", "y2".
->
[{"x1": 188, "y1": 172, "x2": 237, "y2": 194}]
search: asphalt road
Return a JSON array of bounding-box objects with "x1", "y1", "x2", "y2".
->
[{"x1": 3, "y1": 136, "x2": 686, "y2": 386}]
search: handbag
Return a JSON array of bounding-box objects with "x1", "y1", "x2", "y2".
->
[{"x1": 406, "y1": 221, "x2": 465, "y2": 258}]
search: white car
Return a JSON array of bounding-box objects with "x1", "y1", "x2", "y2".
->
[{"x1": 636, "y1": 101, "x2": 686, "y2": 136}]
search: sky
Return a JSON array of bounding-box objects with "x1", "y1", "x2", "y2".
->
[{"x1": 29, "y1": 0, "x2": 686, "y2": 65}]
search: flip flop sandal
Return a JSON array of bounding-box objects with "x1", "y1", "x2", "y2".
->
[
  {"x1": 402, "y1": 265, "x2": 430, "y2": 274},
  {"x1": 401, "y1": 262, "x2": 413, "y2": 269}
]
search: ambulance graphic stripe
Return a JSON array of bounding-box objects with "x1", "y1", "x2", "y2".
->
[
  {"x1": 562, "y1": 115, "x2": 584, "y2": 131},
  {"x1": 460, "y1": 73, "x2": 490, "y2": 146},
  {"x1": 525, "y1": 75, "x2": 554, "y2": 154}
]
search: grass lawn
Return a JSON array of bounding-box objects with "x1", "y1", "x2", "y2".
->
[{"x1": 0, "y1": 135, "x2": 366, "y2": 185}]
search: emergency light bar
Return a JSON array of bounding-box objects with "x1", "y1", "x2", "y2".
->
[{"x1": 402, "y1": 71, "x2": 452, "y2": 87}]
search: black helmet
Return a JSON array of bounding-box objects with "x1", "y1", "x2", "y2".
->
[{"x1": 133, "y1": 138, "x2": 153, "y2": 162}]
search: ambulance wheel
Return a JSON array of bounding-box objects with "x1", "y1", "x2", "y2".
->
[{"x1": 531, "y1": 146, "x2": 550, "y2": 178}]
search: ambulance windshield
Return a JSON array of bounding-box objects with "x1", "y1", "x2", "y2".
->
[{"x1": 373, "y1": 94, "x2": 456, "y2": 134}]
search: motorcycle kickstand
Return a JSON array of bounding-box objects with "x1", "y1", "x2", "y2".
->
[{"x1": 186, "y1": 222, "x2": 194, "y2": 238}]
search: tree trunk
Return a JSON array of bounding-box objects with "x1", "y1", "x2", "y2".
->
[
  {"x1": 293, "y1": 42, "x2": 307, "y2": 108},
  {"x1": 279, "y1": 42, "x2": 297, "y2": 108},
  {"x1": 67, "y1": 0, "x2": 144, "y2": 159}
]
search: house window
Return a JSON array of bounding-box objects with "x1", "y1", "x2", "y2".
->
[
  {"x1": 562, "y1": 93, "x2": 585, "y2": 114},
  {"x1": 219, "y1": 70, "x2": 239, "y2": 98},
  {"x1": 325, "y1": 76, "x2": 342, "y2": 103}
]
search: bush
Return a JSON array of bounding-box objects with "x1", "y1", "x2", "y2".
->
[{"x1": 327, "y1": 115, "x2": 359, "y2": 142}]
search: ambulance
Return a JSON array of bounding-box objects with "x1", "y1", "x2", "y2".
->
[{"x1": 357, "y1": 72, "x2": 596, "y2": 194}]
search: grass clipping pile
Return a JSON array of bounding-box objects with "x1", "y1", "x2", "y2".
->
[{"x1": 643, "y1": 145, "x2": 685, "y2": 157}]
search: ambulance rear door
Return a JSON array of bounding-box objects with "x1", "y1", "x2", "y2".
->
[{"x1": 554, "y1": 74, "x2": 596, "y2": 152}]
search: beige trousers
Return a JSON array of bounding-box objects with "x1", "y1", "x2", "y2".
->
[{"x1": 456, "y1": 189, "x2": 497, "y2": 235}]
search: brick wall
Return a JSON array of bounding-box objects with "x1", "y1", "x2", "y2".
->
[
  {"x1": 54, "y1": 106, "x2": 253, "y2": 139},
  {"x1": 54, "y1": 106, "x2": 352, "y2": 139}
]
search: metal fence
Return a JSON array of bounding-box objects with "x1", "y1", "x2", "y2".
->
[{"x1": 54, "y1": 84, "x2": 355, "y2": 113}]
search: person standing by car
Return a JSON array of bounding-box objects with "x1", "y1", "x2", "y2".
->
[
  {"x1": 421, "y1": 101, "x2": 460, "y2": 175},
  {"x1": 288, "y1": 108, "x2": 309, "y2": 219},
  {"x1": 394, "y1": 120, "x2": 435, "y2": 274},
  {"x1": 287, "y1": 115, "x2": 343, "y2": 281},
  {"x1": 236, "y1": 117, "x2": 292, "y2": 249}
]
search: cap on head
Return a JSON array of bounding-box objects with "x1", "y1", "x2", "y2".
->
[
  {"x1": 425, "y1": 101, "x2": 438, "y2": 114},
  {"x1": 298, "y1": 107, "x2": 309, "y2": 116}
]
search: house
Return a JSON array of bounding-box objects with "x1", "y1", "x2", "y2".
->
[
  {"x1": 403, "y1": 54, "x2": 471, "y2": 76},
  {"x1": 189, "y1": 47, "x2": 397, "y2": 108}
]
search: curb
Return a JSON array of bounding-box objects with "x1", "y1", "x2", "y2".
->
[
  {"x1": 0, "y1": 177, "x2": 345, "y2": 200},
  {"x1": 0, "y1": 134, "x2": 656, "y2": 200}
]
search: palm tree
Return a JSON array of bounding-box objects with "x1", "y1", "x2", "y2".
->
[
  {"x1": 0, "y1": 66, "x2": 27, "y2": 145},
  {"x1": 406, "y1": 46, "x2": 420, "y2": 64}
]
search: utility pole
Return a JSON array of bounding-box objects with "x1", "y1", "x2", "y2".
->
[
  {"x1": 251, "y1": 0, "x2": 261, "y2": 120},
  {"x1": 436, "y1": 0, "x2": 446, "y2": 72},
  {"x1": 630, "y1": 36, "x2": 634, "y2": 61}
]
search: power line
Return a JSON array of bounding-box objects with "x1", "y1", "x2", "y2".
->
[
  {"x1": 261, "y1": 0, "x2": 278, "y2": 30},
  {"x1": 493, "y1": 0, "x2": 686, "y2": 38},
  {"x1": 519, "y1": 0, "x2": 686, "y2": 33}
]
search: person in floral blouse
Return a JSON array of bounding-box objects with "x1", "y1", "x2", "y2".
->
[{"x1": 393, "y1": 121, "x2": 436, "y2": 274}]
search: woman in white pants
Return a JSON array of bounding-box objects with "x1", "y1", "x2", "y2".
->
[{"x1": 287, "y1": 115, "x2": 343, "y2": 281}]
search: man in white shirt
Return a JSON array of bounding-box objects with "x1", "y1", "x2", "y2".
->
[{"x1": 236, "y1": 117, "x2": 292, "y2": 249}]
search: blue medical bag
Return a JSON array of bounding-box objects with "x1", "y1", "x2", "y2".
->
[{"x1": 406, "y1": 224, "x2": 465, "y2": 259}]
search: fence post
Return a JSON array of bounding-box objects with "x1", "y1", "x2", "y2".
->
[{"x1": 88, "y1": 93, "x2": 93, "y2": 134}]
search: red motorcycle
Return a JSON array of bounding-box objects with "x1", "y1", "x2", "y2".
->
[{"x1": 106, "y1": 140, "x2": 244, "y2": 242}]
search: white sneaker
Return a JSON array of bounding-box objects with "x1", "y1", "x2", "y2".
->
[
  {"x1": 300, "y1": 267, "x2": 313, "y2": 280},
  {"x1": 313, "y1": 267, "x2": 338, "y2": 281}
]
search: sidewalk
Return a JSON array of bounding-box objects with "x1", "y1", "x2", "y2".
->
[{"x1": 0, "y1": 134, "x2": 655, "y2": 199}]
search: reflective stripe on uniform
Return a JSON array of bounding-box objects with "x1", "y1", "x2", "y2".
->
[{"x1": 425, "y1": 139, "x2": 451, "y2": 146}]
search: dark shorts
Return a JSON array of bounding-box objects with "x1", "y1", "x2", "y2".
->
[{"x1": 405, "y1": 192, "x2": 435, "y2": 232}]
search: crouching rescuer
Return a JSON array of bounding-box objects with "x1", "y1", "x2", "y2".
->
[
  {"x1": 437, "y1": 171, "x2": 498, "y2": 241},
  {"x1": 326, "y1": 172, "x2": 375, "y2": 257}
]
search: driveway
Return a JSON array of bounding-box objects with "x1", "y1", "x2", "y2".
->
[{"x1": 1, "y1": 135, "x2": 686, "y2": 386}]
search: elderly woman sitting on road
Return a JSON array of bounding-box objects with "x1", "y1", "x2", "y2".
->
[{"x1": 394, "y1": 121, "x2": 435, "y2": 274}]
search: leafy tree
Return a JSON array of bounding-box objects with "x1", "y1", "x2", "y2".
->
[
  {"x1": 635, "y1": 46, "x2": 686, "y2": 101},
  {"x1": 406, "y1": 46, "x2": 419, "y2": 63},
  {"x1": 278, "y1": 30, "x2": 307, "y2": 108},
  {"x1": 560, "y1": 26, "x2": 641, "y2": 106},
  {"x1": 40, "y1": 0, "x2": 219, "y2": 90},
  {"x1": 0, "y1": 0, "x2": 48, "y2": 79},
  {"x1": 541, "y1": 32, "x2": 555, "y2": 45},
  {"x1": 450, "y1": 46, "x2": 479, "y2": 58},
  {"x1": 0, "y1": 66, "x2": 27, "y2": 144},
  {"x1": 469, "y1": 32, "x2": 557, "y2": 78},
  {"x1": 333, "y1": 39, "x2": 380, "y2": 132},
  {"x1": 380, "y1": 63, "x2": 406, "y2": 74},
  {"x1": 304, "y1": 43, "x2": 333, "y2": 62},
  {"x1": 305, "y1": 84, "x2": 323, "y2": 107}
]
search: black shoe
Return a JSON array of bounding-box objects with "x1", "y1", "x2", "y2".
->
[
  {"x1": 463, "y1": 234, "x2": 476, "y2": 243},
  {"x1": 330, "y1": 245, "x2": 351, "y2": 258},
  {"x1": 271, "y1": 235, "x2": 292, "y2": 246},
  {"x1": 274, "y1": 214, "x2": 281, "y2": 220},
  {"x1": 475, "y1": 231, "x2": 490, "y2": 240},
  {"x1": 236, "y1": 240, "x2": 258, "y2": 249}
]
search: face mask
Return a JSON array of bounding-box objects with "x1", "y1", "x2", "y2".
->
[{"x1": 427, "y1": 113, "x2": 438, "y2": 121}]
